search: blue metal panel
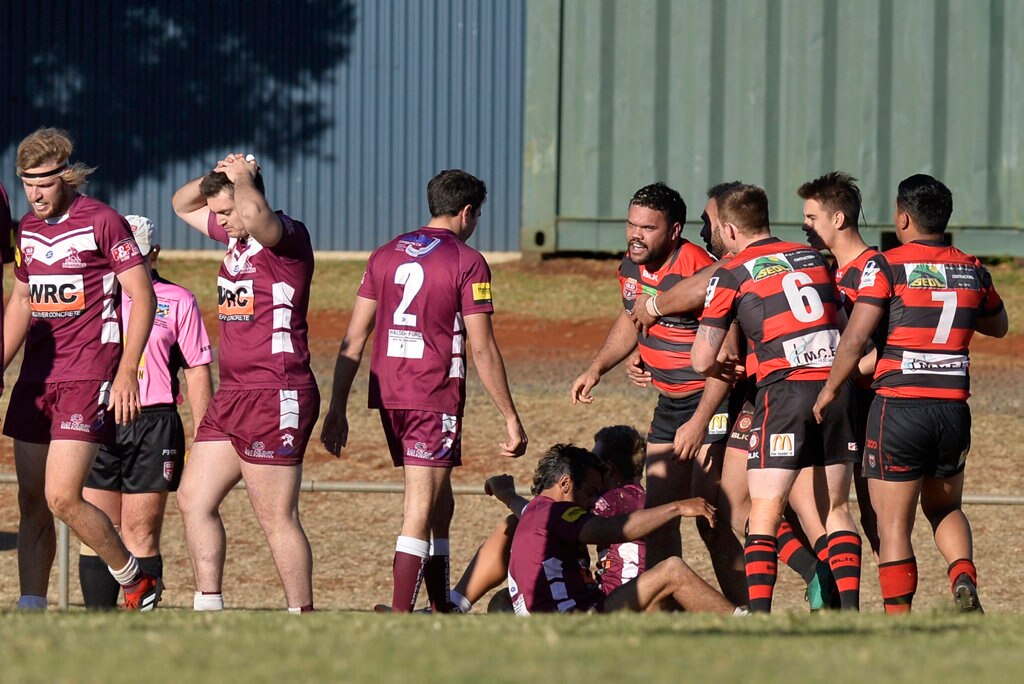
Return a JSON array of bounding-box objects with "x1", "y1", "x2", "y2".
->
[{"x1": 0, "y1": 0, "x2": 524, "y2": 252}]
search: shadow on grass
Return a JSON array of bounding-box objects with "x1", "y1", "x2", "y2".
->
[{"x1": 0, "y1": 532, "x2": 16, "y2": 551}]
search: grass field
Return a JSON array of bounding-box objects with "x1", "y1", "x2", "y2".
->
[{"x1": 0, "y1": 610, "x2": 1021, "y2": 682}]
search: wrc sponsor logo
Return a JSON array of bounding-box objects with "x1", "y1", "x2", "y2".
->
[
  {"x1": 218, "y1": 277, "x2": 254, "y2": 321},
  {"x1": 905, "y1": 262, "x2": 947, "y2": 288},
  {"x1": 744, "y1": 253, "x2": 793, "y2": 281},
  {"x1": 769, "y1": 433, "x2": 795, "y2": 458},
  {"x1": 29, "y1": 274, "x2": 85, "y2": 318},
  {"x1": 707, "y1": 412, "x2": 730, "y2": 435}
]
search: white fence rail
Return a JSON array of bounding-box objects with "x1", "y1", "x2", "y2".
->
[{"x1": 1, "y1": 473, "x2": 1022, "y2": 611}]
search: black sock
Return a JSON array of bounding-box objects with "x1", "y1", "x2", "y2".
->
[
  {"x1": 138, "y1": 555, "x2": 163, "y2": 581},
  {"x1": 79, "y1": 555, "x2": 120, "y2": 609}
]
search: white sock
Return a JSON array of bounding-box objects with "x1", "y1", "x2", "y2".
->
[
  {"x1": 194, "y1": 592, "x2": 224, "y2": 611},
  {"x1": 396, "y1": 536, "x2": 430, "y2": 558},
  {"x1": 108, "y1": 555, "x2": 141, "y2": 586},
  {"x1": 17, "y1": 595, "x2": 48, "y2": 611},
  {"x1": 449, "y1": 589, "x2": 472, "y2": 614}
]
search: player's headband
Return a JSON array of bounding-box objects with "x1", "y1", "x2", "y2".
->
[{"x1": 18, "y1": 161, "x2": 68, "y2": 179}]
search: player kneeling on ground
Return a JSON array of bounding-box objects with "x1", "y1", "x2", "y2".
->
[{"x1": 506, "y1": 444, "x2": 737, "y2": 615}]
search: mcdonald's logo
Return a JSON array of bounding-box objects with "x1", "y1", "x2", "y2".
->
[
  {"x1": 769, "y1": 433, "x2": 795, "y2": 457},
  {"x1": 707, "y1": 413, "x2": 730, "y2": 435}
]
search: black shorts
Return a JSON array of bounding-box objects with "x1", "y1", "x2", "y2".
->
[
  {"x1": 862, "y1": 396, "x2": 970, "y2": 482},
  {"x1": 747, "y1": 379, "x2": 859, "y2": 470},
  {"x1": 87, "y1": 405, "x2": 186, "y2": 493},
  {"x1": 727, "y1": 400, "x2": 756, "y2": 452},
  {"x1": 648, "y1": 393, "x2": 730, "y2": 446}
]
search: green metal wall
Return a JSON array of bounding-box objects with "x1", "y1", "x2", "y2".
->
[{"x1": 522, "y1": 0, "x2": 1024, "y2": 256}]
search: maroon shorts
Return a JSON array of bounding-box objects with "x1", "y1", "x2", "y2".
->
[
  {"x1": 379, "y1": 408, "x2": 462, "y2": 468},
  {"x1": 3, "y1": 380, "x2": 115, "y2": 445},
  {"x1": 195, "y1": 387, "x2": 320, "y2": 465}
]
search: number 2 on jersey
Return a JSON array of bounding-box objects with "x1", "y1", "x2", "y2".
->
[{"x1": 393, "y1": 262, "x2": 424, "y2": 327}]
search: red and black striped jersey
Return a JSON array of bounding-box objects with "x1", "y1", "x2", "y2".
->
[
  {"x1": 619, "y1": 240, "x2": 715, "y2": 394},
  {"x1": 834, "y1": 247, "x2": 882, "y2": 315},
  {"x1": 701, "y1": 237, "x2": 842, "y2": 386},
  {"x1": 853, "y1": 240, "x2": 1003, "y2": 400}
]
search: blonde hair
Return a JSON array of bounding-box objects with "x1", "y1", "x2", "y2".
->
[{"x1": 16, "y1": 127, "x2": 96, "y2": 189}]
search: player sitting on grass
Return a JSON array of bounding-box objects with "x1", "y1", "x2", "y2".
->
[
  {"x1": 450, "y1": 425, "x2": 647, "y2": 613},
  {"x1": 505, "y1": 443, "x2": 737, "y2": 615}
]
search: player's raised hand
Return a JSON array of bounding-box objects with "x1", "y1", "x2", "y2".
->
[
  {"x1": 215, "y1": 153, "x2": 258, "y2": 184},
  {"x1": 319, "y1": 408, "x2": 349, "y2": 457},
  {"x1": 812, "y1": 385, "x2": 835, "y2": 424},
  {"x1": 500, "y1": 417, "x2": 528, "y2": 458},
  {"x1": 570, "y1": 369, "x2": 601, "y2": 404},
  {"x1": 675, "y1": 497, "x2": 716, "y2": 526},
  {"x1": 673, "y1": 417, "x2": 705, "y2": 460},
  {"x1": 624, "y1": 350, "x2": 651, "y2": 389},
  {"x1": 484, "y1": 474, "x2": 516, "y2": 501}
]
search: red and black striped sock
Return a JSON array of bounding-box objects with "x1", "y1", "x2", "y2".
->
[
  {"x1": 879, "y1": 557, "x2": 917, "y2": 615},
  {"x1": 947, "y1": 558, "x2": 978, "y2": 593},
  {"x1": 827, "y1": 530, "x2": 862, "y2": 610},
  {"x1": 776, "y1": 521, "x2": 817, "y2": 584},
  {"x1": 813, "y1": 535, "x2": 828, "y2": 562},
  {"x1": 744, "y1": 534, "x2": 778, "y2": 613}
]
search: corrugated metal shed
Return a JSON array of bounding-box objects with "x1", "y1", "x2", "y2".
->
[
  {"x1": 522, "y1": 0, "x2": 1024, "y2": 256},
  {"x1": 0, "y1": 0, "x2": 524, "y2": 252}
]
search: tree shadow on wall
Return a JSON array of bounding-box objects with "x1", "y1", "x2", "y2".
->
[{"x1": 2, "y1": 0, "x2": 356, "y2": 191}]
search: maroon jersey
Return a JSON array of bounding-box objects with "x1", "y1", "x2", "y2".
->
[
  {"x1": 207, "y1": 212, "x2": 316, "y2": 390},
  {"x1": 507, "y1": 496, "x2": 602, "y2": 614},
  {"x1": 592, "y1": 483, "x2": 646, "y2": 595},
  {"x1": 701, "y1": 238, "x2": 842, "y2": 386},
  {"x1": 854, "y1": 240, "x2": 1003, "y2": 400},
  {"x1": 834, "y1": 247, "x2": 882, "y2": 314},
  {"x1": 15, "y1": 195, "x2": 145, "y2": 383},
  {"x1": 619, "y1": 241, "x2": 715, "y2": 394},
  {"x1": 358, "y1": 228, "x2": 493, "y2": 415}
]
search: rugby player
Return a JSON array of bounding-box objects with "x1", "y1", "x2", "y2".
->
[
  {"x1": 450, "y1": 425, "x2": 647, "y2": 613},
  {"x1": 506, "y1": 443, "x2": 736, "y2": 615},
  {"x1": 570, "y1": 183, "x2": 746, "y2": 605},
  {"x1": 814, "y1": 174, "x2": 1007, "y2": 613},
  {"x1": 173, "y1": 153, "x2": 320, "y2": 613},
  {"x1": 798, "y1": 171, "x2": 881, "y2": 560},
  {"x1": 79, "y1": 215, "x2": 214, "y2": 608},
  {"x1": 3, "y1": 128, "x2": 160, "y2": 610},
  {"x1": 692, "y1": 183, "x2": 862, "y2": 613},
  {"x1": 321, "y1": 169, "x2": 528, "y2": 613}
]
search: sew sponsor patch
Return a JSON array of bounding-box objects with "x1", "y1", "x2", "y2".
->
[
  {"x1": 561, "y1": 506, "x2": 588, "y2": 523},
  {"x1": 111, "y1": 238, "x2": 141, "y2": 264},
  {"x1": 900, "y1": 351, "x2": 969, "y2": 375},
  {"x1": 397, "y1": 234, "x2": 442, "y2": 257},
  {"x1": 769, "y1": 433, "x2": 795, "y2": 457},
  {"x1": 156, "y1": 302, "x2": 171, "y2": 318},
  {"x1": 859, "y1": 260, "x2": 880, "y2": 288},
  {"x1": 704, "y1": 276, "x2": 719, "y2": 308},
  {"x1": 472, "y1": 282, "x2": 492, "y2": 303},
  {"x1": 782, "y1": 329, "x2": 839, "y2": 368},
  {"x1": 707, "y1": 412, "x2": 730, "y2": 435},
  {"x1": 904, "y1": 262, "x2": 947, "y2": 288},
  {"x1": 744, "y1": 254, "x2": 793, "y2": 281},
  {"x1": 28, "y1": 274, "x2": 85, "y2": 318},
  {"x1": 217, "y1": 277, "x2": 254, "y2": 322}
]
